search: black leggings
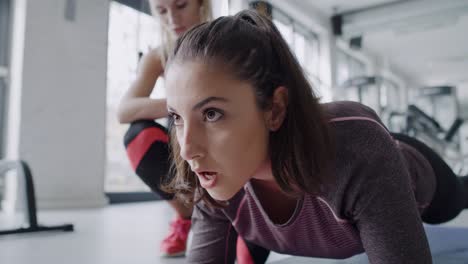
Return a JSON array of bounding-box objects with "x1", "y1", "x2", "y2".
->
[
  {"x1": 124, "y1": 120, "x2": 174, "y2": 200},
  {"x1": 391, "y1": 133, "x2": 467, "y2": 224}
]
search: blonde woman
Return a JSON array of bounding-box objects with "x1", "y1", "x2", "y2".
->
[{"x1": 117, "y1": 0, "x2": 212, "y2": 257}]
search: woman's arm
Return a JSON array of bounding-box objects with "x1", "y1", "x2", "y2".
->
[
  {"x1": 348, "y1": 124, "x2": 432, "y2": 263},
  {"x1": 188, "y1": 202, "x2": 238, "y2": 264},
  {"x1": 117, "y1": 48, "x2": 168, "y2": 124}
]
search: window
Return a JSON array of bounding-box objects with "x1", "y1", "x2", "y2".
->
[
  {"x1": 0, "y1": 0, "x2": 12, "y2": 159},
  {"x1": 271, "y1": 7, "x2": 328, "y2": 101},
  {"x1": 105, "y1": 0, "x2": 230, "y2": 195},
  {"x1": 336, "y1": 49, "x2": 367, "y2": 87},
  {"x1": 336, "y1": 49, "x2": 378, "y2": 110},
  {"x1": 273, "y1": 17, "x2": 293, "y2": 46},
  {"x1": 106, "y1": 1, "x2": 162, "y2": 192},
  {"x1": 221, "y1": 0, "x2": 230, "y2": 16},
  {"x1": 380, "y1": 79, "x2": 400, "y2": 111}
]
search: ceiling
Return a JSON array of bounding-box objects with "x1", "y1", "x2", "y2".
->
[
  {"x1": 311, "y1": 0, "x2": 403, "y2": 15},
  {"x1": 309, "y1": 0, "x2": 468, "y2": 88},
  {"x1": 364, "y1": 12, "x2": 468, "y2": 87}
]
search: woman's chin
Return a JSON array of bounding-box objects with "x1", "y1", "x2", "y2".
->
[{"x1": 207, "y1": 189, "x2": 238, "y2": 201}]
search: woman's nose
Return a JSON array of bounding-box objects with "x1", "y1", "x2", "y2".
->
[{"x1": 179, "y1": 123, "x2": 204, "y2": 161}]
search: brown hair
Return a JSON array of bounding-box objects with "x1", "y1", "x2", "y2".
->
[{"x1": 164, "y1": 10, "x2": 334, "y2": 207}]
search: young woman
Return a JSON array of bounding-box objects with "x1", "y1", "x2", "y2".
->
[
  {"x1": 163, "y1": 10, "x2": 468, "y2": 263},
  {"x1": 117, "y1": 0, "x2": 212, "y2": 257}
]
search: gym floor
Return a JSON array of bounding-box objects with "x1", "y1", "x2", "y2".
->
[{"x1": 0, "y1": 202, "x2": 467, "y2": 264}]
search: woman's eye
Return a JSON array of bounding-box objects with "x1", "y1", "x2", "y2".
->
[
  {"x1": 176, "y1": 1, "x2": 187, "y2": 9},
  {"x1": 204, "y1": 109, "x2": 223, "y2": 122},
  {"x1": 170, "y1": 113, "x2": 183, "y2": 125},
  {"x1": 157, "y1": 8, "x2": 167, "y2": 15}
]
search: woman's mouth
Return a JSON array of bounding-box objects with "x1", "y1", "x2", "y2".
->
[
  {"x1": 196, "y1": 171, "x2": 218, "y2": 189},
  {"x1": 174, "y1": 26, "x2": 186, "y2": 35}
]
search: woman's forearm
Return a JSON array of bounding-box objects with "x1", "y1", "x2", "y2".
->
[{"x1": 117, "y1": 98, "x2": 168, "y2": 123}]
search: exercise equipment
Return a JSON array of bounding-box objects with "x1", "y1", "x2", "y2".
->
[
  {"x1": 405, "y1": 104, "x2": 464, "y2": 143},
  {"x1": 0, "y1": 160, "x2": 74, "y2": 235},
  {"x1": 339, "y1": 75, "x2": 402, "y2": 119},
  {"x1": 388, "y1": 85, "x2": 465, "y2": 168}
]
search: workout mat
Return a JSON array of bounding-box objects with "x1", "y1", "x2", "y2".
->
[{"x1": 270, "y1": 225, "x2": 468, "y2": 263}]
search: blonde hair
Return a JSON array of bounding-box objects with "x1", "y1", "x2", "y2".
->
[{"x1": 149, "y1": 0, "x2": 213, "y2": 67}]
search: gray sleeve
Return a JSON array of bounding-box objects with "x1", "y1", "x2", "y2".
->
[
  {"x1": 187, "y1": 202, "x2": 238, "y2": 264},
  {"x1": 349, "y1": 126, "x2": 432, "y2": 264}
]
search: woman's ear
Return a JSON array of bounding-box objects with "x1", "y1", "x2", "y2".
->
[{"x1": 265, "y1": 86, "x2": 288, "y2": 131}]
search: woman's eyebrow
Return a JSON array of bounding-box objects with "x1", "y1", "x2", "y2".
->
[
  {"x1": 167, "y1": 97, "x2": 228, "y2": 113},
  {"x1": 192, "y1": 97, "x2": 229, "y2": 111}
]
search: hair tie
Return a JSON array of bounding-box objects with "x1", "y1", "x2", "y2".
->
[{"x1": 241, "y1": 15, "x2": 257, "y2": 26}]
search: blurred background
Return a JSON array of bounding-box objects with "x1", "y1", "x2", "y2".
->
[{"x1": 1, "y1": 0, "x2": 468, "y2": 263}]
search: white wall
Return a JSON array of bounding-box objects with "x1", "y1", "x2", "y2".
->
[{"x1": 5, "y1": 0, "x2": 109, "y2": 210}]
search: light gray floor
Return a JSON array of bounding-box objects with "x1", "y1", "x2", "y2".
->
[{"x1": 0, "y1": 201, "x2": 467, "y2": 264}]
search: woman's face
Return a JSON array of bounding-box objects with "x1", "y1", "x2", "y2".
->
[
  {"x1": 152, "y1": 0, "x2": 203, "y2": 37},
  {"x1": 165, "y1": 61, "x2": 271, "y2": 201}
]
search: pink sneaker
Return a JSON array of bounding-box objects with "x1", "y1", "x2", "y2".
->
[
  {"x1": 236, "y1": 236, "x2": 255, "y2": 264},
  {"x1": 160, "y1": 216, "x2": 191, "y2": 257}
]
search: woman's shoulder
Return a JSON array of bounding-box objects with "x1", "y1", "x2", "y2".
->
[
  {"x1": 322, "y1": 101, "x2": 389, "y2": 139},
  {"x1": 319, "y1": 103, "x2": 404, "y2": 220},
  {"x1": 322, "y1": 101, "x2": 380, "y2": 122},
  {"x1": 144, "y1": 47, "x2": 163, "y2": 64},
  {"x1": 322, "y1": 101, "x2": 398, "y2": 183},
  {"x1": 138, "y1": 47, "x2": 164, "y2": 75}
]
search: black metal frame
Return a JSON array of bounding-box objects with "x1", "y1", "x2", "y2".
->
[{"x1": 0, "y1": 160, "x2": 74, "y2": 235}]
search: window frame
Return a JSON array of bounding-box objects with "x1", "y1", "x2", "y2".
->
[
  {"x1": 0, "y1": 0, "x2": 13, "y2": 159},
  {"x1": 270, "y1": 4, "x2": 323, "y2": 96}
]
